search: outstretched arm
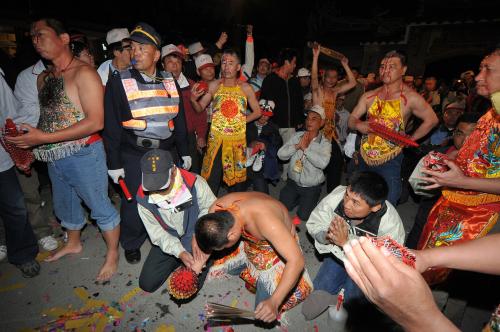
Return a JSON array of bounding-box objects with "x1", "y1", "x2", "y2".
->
[
  {"x1": 255, "y1": 212, "x2": 305, "y2": 322},
  {"x1": 419, "y1": 159, "x2": 500, "y2": 194},
  {"x1": 335, "y1": 57, "x2": 357, "y2": 94},
  {"x1": 311, "y1": 45, "x2": 321, "y2": 106},
  {"x1": 344, "y1": 237, "x2": 459, "y2": 332},
  {"x1": 416, "y1": 233, "x2": 500, "y2": 275}
]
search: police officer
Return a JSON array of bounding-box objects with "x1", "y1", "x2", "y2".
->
[{"x1": 103, "y1": 22, "x2": 190, "y2": 264}]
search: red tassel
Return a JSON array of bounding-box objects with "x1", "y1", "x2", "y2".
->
[{"x1": 368, "y1": 120, "x2": 419, "y2": 147}]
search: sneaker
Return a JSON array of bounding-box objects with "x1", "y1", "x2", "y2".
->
[
  {"x1": 245, "y1": 148, "x2": 257, "y2": 168},
  {"x1": 39, "y1": 235, "x2": 59, "y2": 251},
  {"x1": 252, "y1": 152, "x2": 265, "y2": 172},
  {"x1": 15, "y1": 260, "x2": 40, "y2": 278},
  {"x1": 301, "y1": 290, "x2": 336, "y2": 320},
  {"x1": 0, "y1": 245, "x2": 7, "y2": 261}
]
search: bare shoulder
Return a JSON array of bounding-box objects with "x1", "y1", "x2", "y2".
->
[
  {"x1": 74, "y1": 62, "x2": 100, "y2": 82},
  {"x1": 208, "y1": 79, "x2": 221, "y2": 91}
]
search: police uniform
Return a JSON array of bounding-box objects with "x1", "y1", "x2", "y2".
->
[{"x1": 102, "y1": 22, "x2": 189, "y2": 258}]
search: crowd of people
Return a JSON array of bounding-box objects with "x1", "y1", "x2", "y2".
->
[{"x1": 0, "y1": 17, "x2": 499, "y2": 330}]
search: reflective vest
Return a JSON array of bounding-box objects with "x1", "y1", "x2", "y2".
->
[{"x1": 120, "y1": 70, "x2": 180, "y2": 140}]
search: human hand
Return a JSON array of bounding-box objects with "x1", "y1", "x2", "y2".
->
[
  {"x1": 356, "y1": 120, "x2": 370, "y2": 135},
  {"x1": 326, "y1": 215, "x2": 349, "y2": 246},
  {"x1": 418, "y1": 159, "x2": 466, "y2": 190},
  {"x1": 340, "y1": 56, "x2": 349, "y2": 66},
  {"x1": 5, "y1": 124, "x2": 48, "y2": 148},
  {"x1": 107, "y1": 168, "x2": 125, "y2": 184},
  {"x1": 191, "y1": 237, "x2": 210, "y2": 274},
  {"x1": 254, "y1": 297, "x2": 279, "y2": 322},
  {"x1": 295, "y1": 132, "x2": 310, "y2": 151},
  {"x1": 312, "y1": 44, "x2": 321, "y2": 58},
  {"x1": 191, "y1": 83, "x2": 206, "y2": 100},
  {"x1": 216, "y1": 32, "x2": 228, "y2": 49},
  {"x1": 343, "y1": 237, "x2": 445, "y2": 331},
  {"x1": 182, "y1": 156, "x2": 192, "y2": 170},
  {"x1": 196, "y1": 136, "x2": 206, "y2": 151},
  {"x1": 179, "y1": 251, "x2": 195, "y2": 269}
]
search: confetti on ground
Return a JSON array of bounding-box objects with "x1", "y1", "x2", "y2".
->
[
  {"x1": 29, "y1": 285, "x2": 143, "y2": 332},
  {"x1": 230, "y1": 298, "x2": 238, "y2": 307},
  {"x1": 243, "y1": 300, "x2": 250, "y2": 308},
  {"x1": 0, "y1": 283, "x2": 26, "y2": 293},
  {"x1": 313, "y1": 323, "x2": 319, "y2": 332},
  {"x1": 155, "y1": 324, "x2": 175, "y2": 332}
]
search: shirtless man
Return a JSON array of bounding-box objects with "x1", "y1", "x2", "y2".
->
[
  {"x1": 195, "y1": 192, "x2": 312, "y2": 323},
  {"x1": 311, "y1": 44, "x2": 357, "y2": 192},
  {"x1": 8, "y1": 18, "x2": 120, "y2": 281},
  {"x1": 348, "y1": 50, "x2": 438, "y2": 205},
  {"x1": 191, "y1": 49, "x2": 261, "y2": 194}
]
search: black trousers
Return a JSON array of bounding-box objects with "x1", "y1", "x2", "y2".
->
[
  {"x1": 187, "y1": 132, "x2": 203, "y2": 175},
  {"x1": 119, "y1": 147, "x2": 179, "y2": 251},
  {"x1": 139, "y1": 245, "x2": 213, "y2": 293},
  {"x1": 406, "y1": 195, "x2": 440, "y2": 249},
  {"x1": 0, "y1": 167, "x2": 38, "y2": 264},
  {"x1": 325, "y1": 140, "x2": 344, "y2": 194},
  {"x1": 206, "y1": 148, "x2": 246, "y2": 196},
  {"x1": 279, "y1": 179, "x2": 322, "y2": 220}
]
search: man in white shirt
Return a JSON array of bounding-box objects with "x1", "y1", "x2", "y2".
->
[
  {"x1": 0, "y1": 68, "x2": 40, "y2": 277},
  {"x1": 97, "y1": 28, "x2": 131, "y2": 87},
  {"x1": 13, "y1": 59, "x2": 59, "y2": 252}
]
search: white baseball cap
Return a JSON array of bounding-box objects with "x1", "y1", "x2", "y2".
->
[
  {"x1": 188, "y1": 42, "x2": 206, "y2": 55},
  {"x1": 309, "y1": 105, "x2": 326, "y2": 120},
  {"x1": 106, "y1": 28, "x2": 130, "y2": 45},
  {"x1": 161, "y1": 44, "x2": 183, "y2": 59},
  {"x1": 195, "y1": 54, "x2": 215, "y2": 71},
  {"x1": 297, "y1": 68, "x2": 311, "y2": 77}
]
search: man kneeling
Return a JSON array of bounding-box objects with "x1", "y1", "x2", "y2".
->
[
  {"x1": 303, "y1": 171, "x2": 405, "y2": 320},
  {"x1": 137, "y1": 149, "x2": 216, "y2": 295},
  {"x1": 195, "y1": 192, "x2": 313, "y2": 323}
]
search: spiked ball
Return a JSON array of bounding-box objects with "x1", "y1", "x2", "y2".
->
[{"x1": 166, "y1": 266, "x2": 198, "y2": 300}]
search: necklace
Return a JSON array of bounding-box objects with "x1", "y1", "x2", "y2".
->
[{"x1": 49, "y1": 56, "x2": 75, "y2": 77}]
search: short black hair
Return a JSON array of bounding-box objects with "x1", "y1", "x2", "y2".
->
[
  {"x1": 195, "y1": 211, "x2": 235, "y2": 253},
  {"x1": 31, "y1": 18, "x2": 68, "y2": 35},
  {"x1": 382, "y1": 50, "x2": 407, "y2": 67},
  {"x1": 457, "y1": 112, "x2": 481, "y2": 125},
  {"x1": 222, "y1": 48, "x2": 241, "y2": 64},
  {"x1": 70, "y1": 40, "x2": 89, "y2": 57},
  {"x1": 277, "y1": 48, "x2": 297, "y2": 67},
  {"x1": 347, "y1": 171, "x2": 388, "y2": 207}
]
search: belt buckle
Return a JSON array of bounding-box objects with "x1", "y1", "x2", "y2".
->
[{"x1": 137, "y1": 137, "x2": 160, "y2": 148}]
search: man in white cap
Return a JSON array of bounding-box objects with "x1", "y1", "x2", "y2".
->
[
  {"x1": 161, "y1": 44, "x2": 207, "y2": 174},
  {"x1": 97, "y1": 28, "x2": 131, "y2": 87},
  {"x1": 278, "y1": 105, "x2": 332, "y2": 222},
  {"x1": 136, "y1": 149, "x2": 215, "y2": 294},
  {"x1": 297, "y1": 67, "x2": 311, "y2": 96}
]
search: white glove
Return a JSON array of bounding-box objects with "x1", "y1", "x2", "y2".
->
[
  {"x1": 107, "y1": 168, "x2": 125, "y2": 184},
  {"x1": 181, "y1": 156, "x2": 192, "y2": 170},
  {"x1": 344, "y1": 133, "x2": 357, "y2": 158}
]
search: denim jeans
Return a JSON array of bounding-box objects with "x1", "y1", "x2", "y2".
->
[
  {"x1": 0, "y1": 167, "x2": 38, "y2": 264},
  {"x1": 357, "y1": 153, "x2": 403, "y2": 206},
  {"x1": 47, "y1": 141, "x2": 119, "y2": 231},
  {"x1": 313, "y1": 256, "x2": 363, "y2": 303}
]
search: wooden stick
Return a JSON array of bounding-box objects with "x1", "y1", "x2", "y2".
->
[{"x1": 307, "y1": 41, "x2": 345, "y2": 60}]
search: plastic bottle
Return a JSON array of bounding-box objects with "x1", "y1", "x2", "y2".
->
[{"x1": 328, "y1": 289, "x2": 348, "y2": 331}]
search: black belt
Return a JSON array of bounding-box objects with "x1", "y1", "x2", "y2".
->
[{"x1": 136, "y1": 137, "x2": 160, "y2": 148}]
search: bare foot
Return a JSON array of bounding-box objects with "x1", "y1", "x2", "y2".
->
[
  {"x1": 45, "y1": 242, "x2": 82, "y2": 262},
  {"x1": 96, "y1": 250, "x2": 119, "y2": 281}
]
